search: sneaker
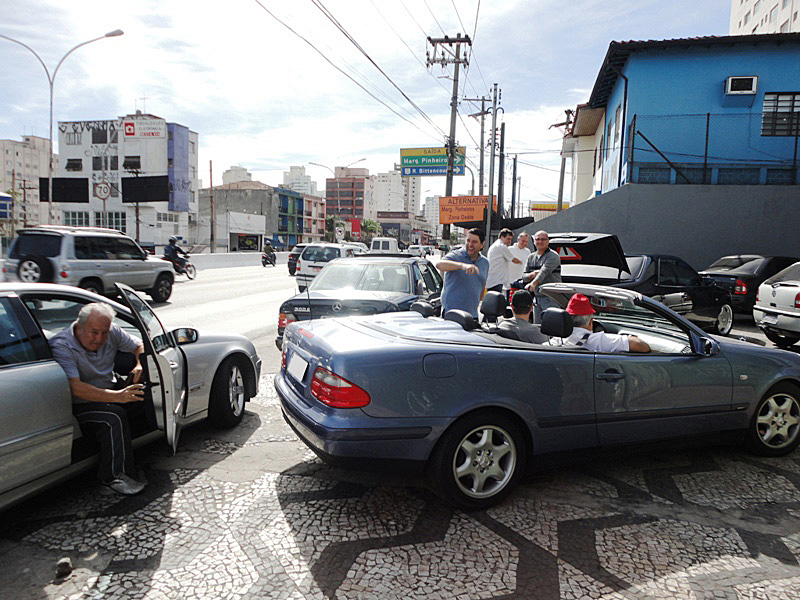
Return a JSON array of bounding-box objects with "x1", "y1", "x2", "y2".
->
[{"x1": 103, "y1": 473, "x2": 146, "y2": 496}]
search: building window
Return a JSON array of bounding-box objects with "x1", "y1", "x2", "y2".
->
[
  {"x1": 63, "y1": 211, "x2": 90, "y2": 226},
  {"x1": 781, "y1": 19, "x2": 790, "y2": 31},
  {"x1": 637, "y1": 167, "x2": 670, "y2": 184},
  {"x1": 110, "y1": 156, "x2": 118, "y2": 170},
  {"x1": 783, "y1": 0, "x2": 790, "y2": 8},
  {"x1": 65, "y1": 132, "x2": 81, "y2": 145},
  {"x1": 718, "y1": 168, "x2": 760, "y2": 185},
  {"x1": 65, "y1": 158, "x2": 83, "y2": 172},
  {"x1": 754, "y1": 0, "x2": 762, "y2": 12},
  {"x1": 762, "y1": 92, "x2": 800, "y2": 136},
  {"x1": 95, "y1": 211, "x2": 127, "y2": 232},
  {"x1": 744, "y1": 10, "x2": 751, "y2": 23},
  {"x1": 92, "y1": 128, "x2": 108, "y2": 144},
  {"x1": 770, "y1": 4, "x2": 779, "y2": 21},
  {"x1": 189, "y1": 141, "x2": 195, "y2": 154},
  {"x1": 157, "y1": 212, "x2": 179, "y2": 223},
  {"x1": 122, "y1": 156, "x2": 141, "y2": 171}
]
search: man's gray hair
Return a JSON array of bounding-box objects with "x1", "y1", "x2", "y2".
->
[
  {"x1": 77, "y1": 302, "x2": 115, "y2": 326},
  {"x1": 571, "y1": 314, "x2": 592, "y2": 328}
]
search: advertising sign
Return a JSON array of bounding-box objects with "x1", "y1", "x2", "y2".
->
[
  {"x1": 438, "y1": 195, "x2": 497, "y2": 225},
  {"x1": 122, "y1": 119, "x2": 166, "y2": 138}
]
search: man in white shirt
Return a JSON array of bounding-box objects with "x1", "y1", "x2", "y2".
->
[
  {"x1": 508, "y1": 231, "x2": 531, "y2": 284},
  {"x1": 485, "y1": 228, "x2": 522, "y2": 293},
  {"x1": 557, "y1": 293, "x2": 650, "y2": 353}
]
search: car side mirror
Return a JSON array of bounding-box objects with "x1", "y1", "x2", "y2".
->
[
  {"x1": 701, "y1": 337, "x2": 719, "y2": 356},
  {"x1": 172, "y1": 327, "x2": 198, "y2": 345}
]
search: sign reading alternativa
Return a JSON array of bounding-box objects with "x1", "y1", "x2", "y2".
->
[{"x1": 438, "y1": 195, "x2": 496, "y2": 225}]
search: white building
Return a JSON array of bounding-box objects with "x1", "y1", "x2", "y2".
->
[
  {"x1": 56, "y1": 111, "x2": 199, "y2": 249},
  {"x1": 282, "y1": 165, "x2": 318, "y2": 196},
  {"x1": 222, "y1": 166, "x2": 252, "y2": 185},
  {"x1": 398, "y1": 165, "x2": 422, "y2": 215},
  {"x1": 0, "y1": 135, "x2": 52, "y2": 226},
  {"x1": 370, "y1": 169, "x2": 406, "y2": 212},
  {"x1": 730, "y1": 0, "x2": 799, "y2": 34},
  {"x1": 422, "y1": 194, "x2": 442, "y2": 238}
]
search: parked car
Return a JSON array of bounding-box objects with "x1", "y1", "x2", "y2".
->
[
  {"x1": 407, "y1": 244, "x2": 424, "y2": 257},
  {"x1": 753, "y1": 261, "x2": 800, "y2": 349},
  {"x1": 0, "y1": 282, "x2": 261, "y2": 511},
  {"x1": 549, "y1": 233, "x2": 734, "y2": 335},
  {"x1": 295, "y1": 243, "x2": 358, "y2": 291},
  {"x1": 276, "y1": 282, "x2": 800, "y2": 509},
  {"x1": 2, "y1": 226, "x2": 175, "y2": 303},
  {"x1": 287, "y1": 243, "x2": 309, "y2": 276},
  {"x1": 700, "y1": 255, "x2": 799, "y2": 314},
  {"x1": 276, "y1": 254, "x2": 443, "y2": 348}
]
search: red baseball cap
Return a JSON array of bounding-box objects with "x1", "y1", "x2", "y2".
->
[{"x1": 566, "y1": 293, "x2": 595, "y2": 316}]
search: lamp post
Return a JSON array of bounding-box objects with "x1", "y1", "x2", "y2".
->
[{"x1": 0, "y1": 29, "x2": 124, "y2": 224}]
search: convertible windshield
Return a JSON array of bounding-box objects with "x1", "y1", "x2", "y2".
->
[
  {"x1": 310, "y1": 263, "x2": 410, "y2": 293},
  {"x1": 589, "y1": 295, "x2": 685, "y2": 335}
]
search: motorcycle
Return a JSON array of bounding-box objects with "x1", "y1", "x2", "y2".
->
[
  {"x1": 164, "y1": 255, "x2": 196, "y2": 279},
  {"x1": 262, "y1": 252, "x2": 276, "y2": 267}
]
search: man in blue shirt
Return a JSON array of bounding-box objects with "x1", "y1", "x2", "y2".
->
[{"x1": 436, "y1": 228, "x2": 490, "y2": 318}]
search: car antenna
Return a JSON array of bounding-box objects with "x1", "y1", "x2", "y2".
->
[{"x1": 305, "y1": 277, "x2": 313, "y2": 322}]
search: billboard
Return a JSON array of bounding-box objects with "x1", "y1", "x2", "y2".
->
[
  {"x1": 39, "y1": 177, "x2": 90, "y2": 203},
  {"x1": 121, "y1": 175, "x2": 169, "y2": 203},
  {"x1": 438, "y1": 195, "x2": 497, "y2": 225}
]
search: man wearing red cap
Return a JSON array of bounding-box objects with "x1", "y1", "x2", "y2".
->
[{"x1": 558, "y1": 294, "x2": 650, "y2": 353}]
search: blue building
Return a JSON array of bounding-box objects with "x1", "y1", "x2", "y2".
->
[{"x1": 564, "y1": 33, "x2": 800, "y2": 204}]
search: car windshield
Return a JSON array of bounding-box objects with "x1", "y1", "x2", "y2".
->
[
  {"x1": 706, "y1": 255, "x2": 764, "y2": 274},
  {"x1": 587, "y1": 295, "x2": 686, "y2": 335},
  {"x1": 310, "y1": 263, "x2": 409, "y2": 293},
  {"x1": 9, "y1": 234, "x2": 62, "y2": 259},
  {"x1": 301, "y1": 246, "x2": 341, "y2": 262},
  {"x1": 765, "y1": 262, "x2": 800, "y2": 285}
]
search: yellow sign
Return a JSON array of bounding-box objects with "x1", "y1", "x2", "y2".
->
[
  {"x1": 439, "y1": 195, "x2": 497, "y2": 225},
  {"x1": 401, "y1": 146, "x2": 465, "y2": 156}
]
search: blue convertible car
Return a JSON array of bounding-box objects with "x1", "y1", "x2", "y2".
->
[{"x1": 275, "y1": 283, "x2": 800, "y2": 509}]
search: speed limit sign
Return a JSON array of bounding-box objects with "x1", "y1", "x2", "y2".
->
[{"x1": 94, "y1": 182, "x2": 111, "y2": 200}]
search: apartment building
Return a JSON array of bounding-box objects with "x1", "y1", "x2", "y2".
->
[{"x1": 730, "y1": 0, "x2": 799, "y2": 34}]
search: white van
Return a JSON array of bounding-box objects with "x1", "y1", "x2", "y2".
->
[{"x1": 369, "y1": 237, "x2": 399, "y2": 253}]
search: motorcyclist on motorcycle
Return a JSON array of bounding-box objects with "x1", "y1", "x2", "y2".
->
[
  {"x1": 164, "y1": 236, "x2": 188, "y2": 273},
  {"x1": 263, "y1": 240, "x2": 275, "y2": 257}
]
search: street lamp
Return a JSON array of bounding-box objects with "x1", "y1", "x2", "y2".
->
[{"x1": 0, "y1": 29, "x2": 124, "y2": 224}]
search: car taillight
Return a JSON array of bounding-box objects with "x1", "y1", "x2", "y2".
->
[
  {"x1": 296, "y1": 259, "x2": 301, "y2": 269},
  {"x1": 278, "y1": 312, "x2": 297, "y2": 328},
  {"x1": 795, "y1": 293, "x2": 800, "y2": 309},
  {"x1": 310, "y1": 367, "x2": 370, "y2": 408},
  {"x1": 733, "y1": 279, "x2": 747, "y2": 295}
]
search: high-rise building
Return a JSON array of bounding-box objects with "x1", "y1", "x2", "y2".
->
[
  {"x1": 423, "y1": 194, "x2": 442, "y2": 239},
  {"x1": 396, "y1": 164, "x2": 422, "y2": 215},
  {"x1": 324, "y1": 166, "x2": 372, "y2": 221},
  {"x1": 0, "y1": 135, "x2": 53, "y2": 227},
  {"x1": 282, "y1": 165, "x2": 318, "y2": 196},
  {"x1": 222, "y1": 166, "x2": 252, "y2": 185},
  {"x1": 730, "y1": 0, "x2": 800, "y2": 34},
  {"x1": 371, "y1": 169, "x2": 406, "y2": 212},
  {"x1": 55, "y1": 111, "x2": 199, "y2": 250}
]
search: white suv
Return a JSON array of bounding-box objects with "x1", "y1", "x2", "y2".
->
[
  {"x1": 295, "y1": 243, "x2": 357, "y2": 291},
  {"x1": 2, "y1": 226, "x2": 175, "y2": 303}
]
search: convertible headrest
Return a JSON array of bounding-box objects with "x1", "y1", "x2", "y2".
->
[
  {"x1": 444, "y1": 309, "x2": 478, "y2": 331},
  {"x1": 410, "y1": 300, "x2": 435, "y2": 317},
  {"x1": 480, "y1": 291, "x2": 507, "y2": 319},
  {"x1": 540, "y1": 307, "x2": 573, "y2": 338}
]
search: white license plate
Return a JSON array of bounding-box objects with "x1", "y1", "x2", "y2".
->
[
  {"x1": 287, "y1": 353, "x2": 309, "y2": 382},
  {"x1": 761, "y1": 314, "x2": 779, "y2": 325}
]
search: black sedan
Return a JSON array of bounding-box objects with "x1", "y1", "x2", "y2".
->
[
  {"x1": 550, "y1": 233, "x2": 734, "y2": 335},
  {"x1": 700, "y1": 255, "x2": 799, "y2": 314},
  {"x1": 276, "y1": 254, "x2": 442, "y2": 348}
]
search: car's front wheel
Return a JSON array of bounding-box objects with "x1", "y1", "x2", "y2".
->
[
  {"x1": 714, "y1": 303, "x2": 734, "y2": 336},
  {"x1": 747, "y1": 383, "x2": 800, "y2": 457},
  {"x1": 430, "y1": 410, "x2": 526, "y2": 510},
  {"x1": 765, "y1": 330, "x2": 800, "y2": 349},
  {"x1": 149, "y1": 274, "x2": 173, "y2": 303},
  {"x1": 208, "y1": 356, "x2": 248, "y2": 428}
]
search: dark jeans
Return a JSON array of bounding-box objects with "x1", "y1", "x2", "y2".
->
[
  {"x1": 486, "y1": 284, "x2": 503, "y2": 293},
  {"x1": 73, "y1": 402, "x2": 141, "y2": 483}
]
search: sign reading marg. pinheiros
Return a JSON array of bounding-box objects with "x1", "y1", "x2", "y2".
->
[{"x1": 400, "y1": 146, "x2": 466, "y2": 168}]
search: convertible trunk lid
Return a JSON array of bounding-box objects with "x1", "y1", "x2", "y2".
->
[{"x1": 548, "y1": 233, "x2": 630, "y2": 275}]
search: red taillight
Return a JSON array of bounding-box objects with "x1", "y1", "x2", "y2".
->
[
  {"x1": 795, "y1": 293, "x2": 800, "y2": 309},
  {"x1": 733, "y1": 279, "x2": 747, "y2": 295},
  {"x1": 278, "y1": 313, "x2": 297, "y2": 328},
  {"x1": 310, "y1": 367, "x2": 370, "y2": 408},
  {"x1": 756, "y1": 290, "x2": 760, "y2": 302}
]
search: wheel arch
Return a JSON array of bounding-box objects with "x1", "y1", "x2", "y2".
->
[
  {"x1": 215, "y1": 350, "x2": 258, "y2": 399},
  {"x1": 78, "y1": 276, "x2": 105, "y2": 293}
]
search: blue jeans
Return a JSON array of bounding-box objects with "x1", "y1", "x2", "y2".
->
[{"x1": 533, "y1": 294, "x2": 559, "y2": 324}]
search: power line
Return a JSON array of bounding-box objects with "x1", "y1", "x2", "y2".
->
[
  {"x1": 424, "y1": 0, "x2": 447, "y2": 35},
  {"x1": 401, "y1": 0, "x2": 429, "y2": 37},
  {"x1": 252, "y1": 0, "x2": 440, "y2": 142},
  {"x1": 450, "y1": 0, "x2": 467, "y2": 33}
]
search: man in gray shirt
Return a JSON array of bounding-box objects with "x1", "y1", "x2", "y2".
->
[
  {"x1": 49, "y1": 303, "x2": 147, "y2": 495},
  {"x1": 498, "y1": 290, "x2": 549, "y2": 343},
  {"x1": 523, "y1": 230, "x2": 562, "y2": 323}
]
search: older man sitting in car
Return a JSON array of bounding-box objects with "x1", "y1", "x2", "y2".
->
[
  {"x1": 49, "y1": 303, "x2": 148, "y2": 495},
  {"x1": 557, "y1": 293, "x2": 650, "y2": 353}
]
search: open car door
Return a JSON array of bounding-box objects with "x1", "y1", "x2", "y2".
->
[{"x1": 114, "y1": 283, "x2": 187, "y2": 454}]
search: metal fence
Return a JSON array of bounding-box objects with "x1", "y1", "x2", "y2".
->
[{"x1": 627, "y1": 113, "x2": 799, "y2": 185}]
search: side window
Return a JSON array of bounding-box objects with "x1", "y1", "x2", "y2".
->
[
  {"x1": 90, "y1": 237, "x2": 116, "y2": 259},
  {"x1": 0, "y1": 298, "x2": 42, "y2": 365},
  {"x1": 415, "y1": 263, "x2": 441, "y2": 295},
  {"x1": 115, "y1": 238, "x2": 142, "y2": 260},
  {"x1": 22, "y1": 296, "x2": 139, "y2": 341},
  {"x1": 673, "y1": 259, "x2": 701, "y2": 286},
  {"x1": 74, "y1": 236, "x2": 92, "y2": 259}
]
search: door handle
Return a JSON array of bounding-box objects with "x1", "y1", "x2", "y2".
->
[
  {"x1": 169, "y1": 361, "x2": 179, "y2": 371},
  {"x1": 596, "y1": 371, "x2": 625, "y2": 382}
]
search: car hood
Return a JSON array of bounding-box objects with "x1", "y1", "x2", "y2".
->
[
  {"x1": 285, "y1": 289, "x2": 414, "y2": 304},
  {"x1": 548, "y1": 232, "x2": 630, "y2": 274}
]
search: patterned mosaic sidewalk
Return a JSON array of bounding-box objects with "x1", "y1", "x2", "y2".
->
[{"x1": 2, "y1": 374, "x2": 800, "y2": 599}]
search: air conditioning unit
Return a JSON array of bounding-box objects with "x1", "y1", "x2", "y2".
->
[{"x1": 724, "y1": 76, "x2": 757, "y2": 95}]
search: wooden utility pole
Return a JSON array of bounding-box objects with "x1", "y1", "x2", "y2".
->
[
  {"x1": 484, "y1": 84, "x2": 499, "y2": 243},
  {"x1": 427, "y1": 33, "x2": 471, "y2": 241},
  {"x1": 209, "y1": 160, "x2": 215, "y2": 253},
  {"x1": 465, "y1": 95, "x2": 490, "y2": 194}
]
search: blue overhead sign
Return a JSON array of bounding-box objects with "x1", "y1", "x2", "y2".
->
[{"x1": 401, "y1": 166, "x2": 465, "y2": 177}]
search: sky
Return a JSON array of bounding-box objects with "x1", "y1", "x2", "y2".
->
[{"x1": 0, "y1": 0, "x2": 731, "y2": 207}]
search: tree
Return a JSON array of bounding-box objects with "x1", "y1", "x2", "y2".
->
[
  {"x1": 361, "y1": 219, "x2": 381, "y2": 244},
  {"x1": 325, "y1": 215, "x2": 345, "y2": 242}
]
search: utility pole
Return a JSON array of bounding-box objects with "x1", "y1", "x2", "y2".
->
[
  {"x1": 465, "y1": 95, "x2": 490, "y2": 194},
  {"x1": 497, "y1": 122, "x2": 506, "y2": 222},
  {"x1": 550, "y1": 109, "x2": 573, "y2": 213},
  {"x1": 427, "y1": 33, "x2": 471, "y2": 242},
  {"x1": 209, "y1": 160, "x2": 215, "y2": 253},
  {"x1": 510, "y1": 154, "x2": 518, "y2": 219},
  {"x1": 483, "y1": 84, "x2": 500, "y2": 246}
]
